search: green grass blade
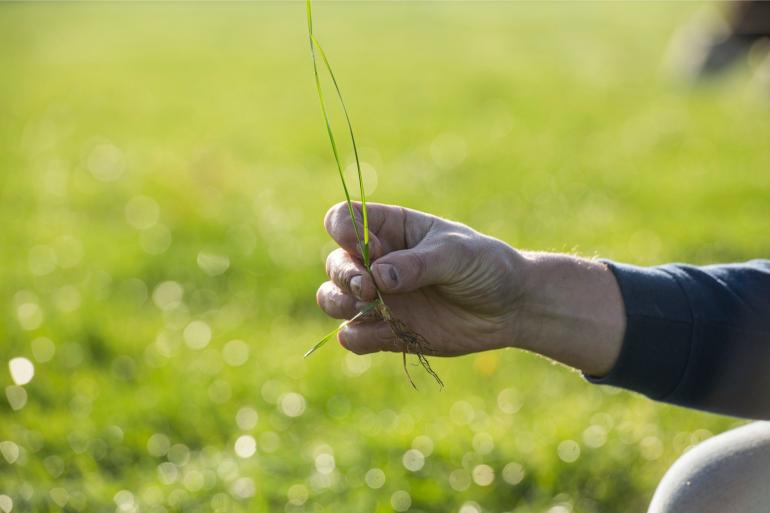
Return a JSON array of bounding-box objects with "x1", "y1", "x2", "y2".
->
[
  {"x1": 310, "y1": 35, "x2": 370, "y2": 267},
  {"x1": 306, "y1": 0, "x2": 370, "y2": 267},
  {"x1": 303, "y1": 302, "x2": 377, "y2": 358},
  {"x1": 303, "y1": 324, "x2": 342, "y2": 359}
]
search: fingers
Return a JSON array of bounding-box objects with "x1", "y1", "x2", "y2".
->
[
  {"x1": 325, "y1": 248, "x2": 377, "y2": 301},
  {"x1": 370, "y1": 232, "x2": 472, "y2": 294},
  {"x1": 324, "y1": 201, "x2": 435, "y2": 257},
  {"x1": 338, "y1": 321, "x2": 400, "y2": 355},
  {"x1": 324, "y1": 202, "x2": 476, "y2": 294},
  {"x1": 316, "y1": 281, "x2": 360, "y2": 320}
]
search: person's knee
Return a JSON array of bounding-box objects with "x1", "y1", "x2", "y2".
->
[{"x1": 648, "y1": 422, "x2": 770, "y2": 513}]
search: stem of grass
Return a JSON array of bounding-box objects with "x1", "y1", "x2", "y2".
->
[{"x1": 303, "y1": 0, "x2": 443, "y2": 389}]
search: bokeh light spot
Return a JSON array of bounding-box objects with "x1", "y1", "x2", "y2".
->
[
  {"x1": 234, "y1": 435, "x2": 257, "y2": 458},
  {"x1": 402, "y1": 449, "x2": 425, "y2": 472},
  {"x1": 314, "y1": 453, "x2": 335, "y2": 475},
  {"x1": 449, "y1": 469, "x2": 471, "y2": 491},
  {"x1": 557, "y1": 440, "x2": 581, "y2": 463},
  {"x1": 472, "y1": 432, "x2": 494, "y2": 455},
  {"x1": 197, "y1": 252, "x2": 230, "y2": 276},
  {"x1": 502, "y1": 462, "x2": 525, "y2": 485},
  {"x1": 279, "y1": 392, "x2": 306, "y2": 417},
  {"x1": 390, "y1": 490, "x2": 411, "y2": 512},
  {"x1": 583, "y1": 425, "x2": 608, "y2": 449},
  {"x1": 222, "y1": 339, "x2": 249, "y2": 367},
  {"x1": 16, "y1": 302, "x2": 43, "y2": 331},
  {"x1": 287, "y1": 484, "x2": 309, "y2": 506},
  {"x1": 29, "y1": 337, "x2": 56, "y2": 363},
  {"x1": 87, "y1": 142, "x2": 125, "y2": 182},
  {"x1": 364, "y1": 468, "x2": 386, "y2": 489},
  {"x1": 183, "y1": 470, "x2": 205, "y2": 492},
  {"x1": 0, "y1": 495, "x2": 12, "y2": 513},
  {"x1": 113, "y1": 490, "x2": 134, "y2": 513},
  {"x1": 343, "y1": 352, "x2": 372, "y2": 376},
  {"x1": 497, "y1": 387, "x2": 523, "y2": 414},
  {"x1": 49, "y1": 488, "x2": 69, "y2": 507},
  {"x1": 157, "y1": 462, "x2": 178, "y2": 484},
  {"x1": 183, "y1": 320, "x2": 212, "y2": 349},
  {"x1": 235, "y1": 406, "x2": 259, "y2": 430},
  {"x1": 472, "y1": 464, "x2": 495, "y2": 486},
  {"x1": 167, "y1": 444, "x2": 190, "y2": 466},
  {"x1": 147, "y1": 433, "x2": 170, "y2": 457},
  {"x1": 152, "y1": 281, "x2": 184, "y2": 311},
  {"x1": 640, "y1": 436, "x2": 663, "y2": 461},
  {"x1": 231, "y1": 477, "x2": 256, "y2": 498},
  {"x1": 9, "y1": 357, "x2": 35, "y2": 385},
  {"x1": 0, "y1": 441, "x2": 20, "y2": 464}
]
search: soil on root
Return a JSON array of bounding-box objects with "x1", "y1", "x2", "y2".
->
[{"x1": 377, "y1": 301, "x2": 444, "y2": 389}]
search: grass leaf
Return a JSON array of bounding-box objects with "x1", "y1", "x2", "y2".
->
[
  {"x1": 306, "y1": 0, "x2": 370, "y2": 266},
  {"x1": 303, "y1": 302, "x2": 377, "y2": 358}
]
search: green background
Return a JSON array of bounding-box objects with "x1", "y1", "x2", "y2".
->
[{"x1": 1, "y1": 2, "x2": 768, "y2": 512}]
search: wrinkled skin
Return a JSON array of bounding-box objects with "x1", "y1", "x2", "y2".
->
[{"x1": 316, "y1": 202, "x2": 528, "y2": 356}]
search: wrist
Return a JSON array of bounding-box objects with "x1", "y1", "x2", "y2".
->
[
  {"x1": 508, "y1": 251, "x2": 548, "y2": 352},
  {"x1": 508, "y1": 252, "x2": 626, "y2": 376}
]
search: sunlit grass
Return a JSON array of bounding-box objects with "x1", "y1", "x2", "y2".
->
[
  {"x1": 1, "y1": 2, "x2": 768, "y2": 512},
  {"x1": 304, "y1": 0, "x2": 374, "y2": 359}
]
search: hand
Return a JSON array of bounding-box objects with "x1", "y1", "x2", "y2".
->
[{"x1": 316, "y1": 202, "x2": 527, "y2": 356}]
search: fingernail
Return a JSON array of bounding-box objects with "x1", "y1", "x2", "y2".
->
[
  {"x1": 376, "y1": 264, "x2": 399, "y2": 289},
  {"x1": 350, "y1": 275, "x2": 362, "y2": 298}
]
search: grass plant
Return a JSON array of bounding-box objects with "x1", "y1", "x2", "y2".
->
[{"x1": 304, "y1": 0, "x2": 443, "y2": 388}]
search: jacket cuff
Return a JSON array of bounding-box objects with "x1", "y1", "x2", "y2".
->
[{"x1": 585, "y1": 261, "x2": 694, "y2": 400}]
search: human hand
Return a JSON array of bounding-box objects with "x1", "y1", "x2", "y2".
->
[{"x1": 316, "y1": 202, "x2": 528, "y2": 356}]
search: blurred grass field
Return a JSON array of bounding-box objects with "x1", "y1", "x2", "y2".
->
[{"x1": 2, "y1": 2, "x2": 770, "y2": 512}]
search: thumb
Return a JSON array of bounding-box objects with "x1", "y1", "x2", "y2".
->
[{"x1": 371, "y1": 238, "x2": 461, "y2": 293}]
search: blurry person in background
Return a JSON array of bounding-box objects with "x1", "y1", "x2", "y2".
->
[
  {"x1": 668, "y1": 0, "x2": 770, "y2": 82},
  {"x1": 317, "y1": 202, "x2": 770, "y2": 513}
]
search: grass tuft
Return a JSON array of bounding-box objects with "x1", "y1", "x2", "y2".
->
[
  {"x1": 306, "y1": 0, "x2": 369, "y2": 266},
  {"x1": 304, "y1": 0, "x2": 442, "y2": 389}
]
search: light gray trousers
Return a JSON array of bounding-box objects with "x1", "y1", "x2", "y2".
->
[{"x1": 648, "y1": 422, "x2": 770, "y2": 513}]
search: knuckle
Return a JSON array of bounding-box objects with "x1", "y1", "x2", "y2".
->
[{"x1": 443, "y1": 230, "x2": 479, "y2": 263}]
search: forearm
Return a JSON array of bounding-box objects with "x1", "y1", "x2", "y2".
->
[
  {"x1": 512, "y1": 252, "x2": 626, "y2": 376},
  {"x1": 590, "y1": 260, "x2": 770, "y2": 419}
]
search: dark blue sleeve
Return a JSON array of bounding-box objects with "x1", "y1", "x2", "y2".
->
[{"x1": 587, "y1": 260, "x2": 770, "y2": 420}]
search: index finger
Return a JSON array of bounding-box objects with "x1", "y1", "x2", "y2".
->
[{"x1": 323, "y1": 201, "x2": 435, "y2": 258}]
